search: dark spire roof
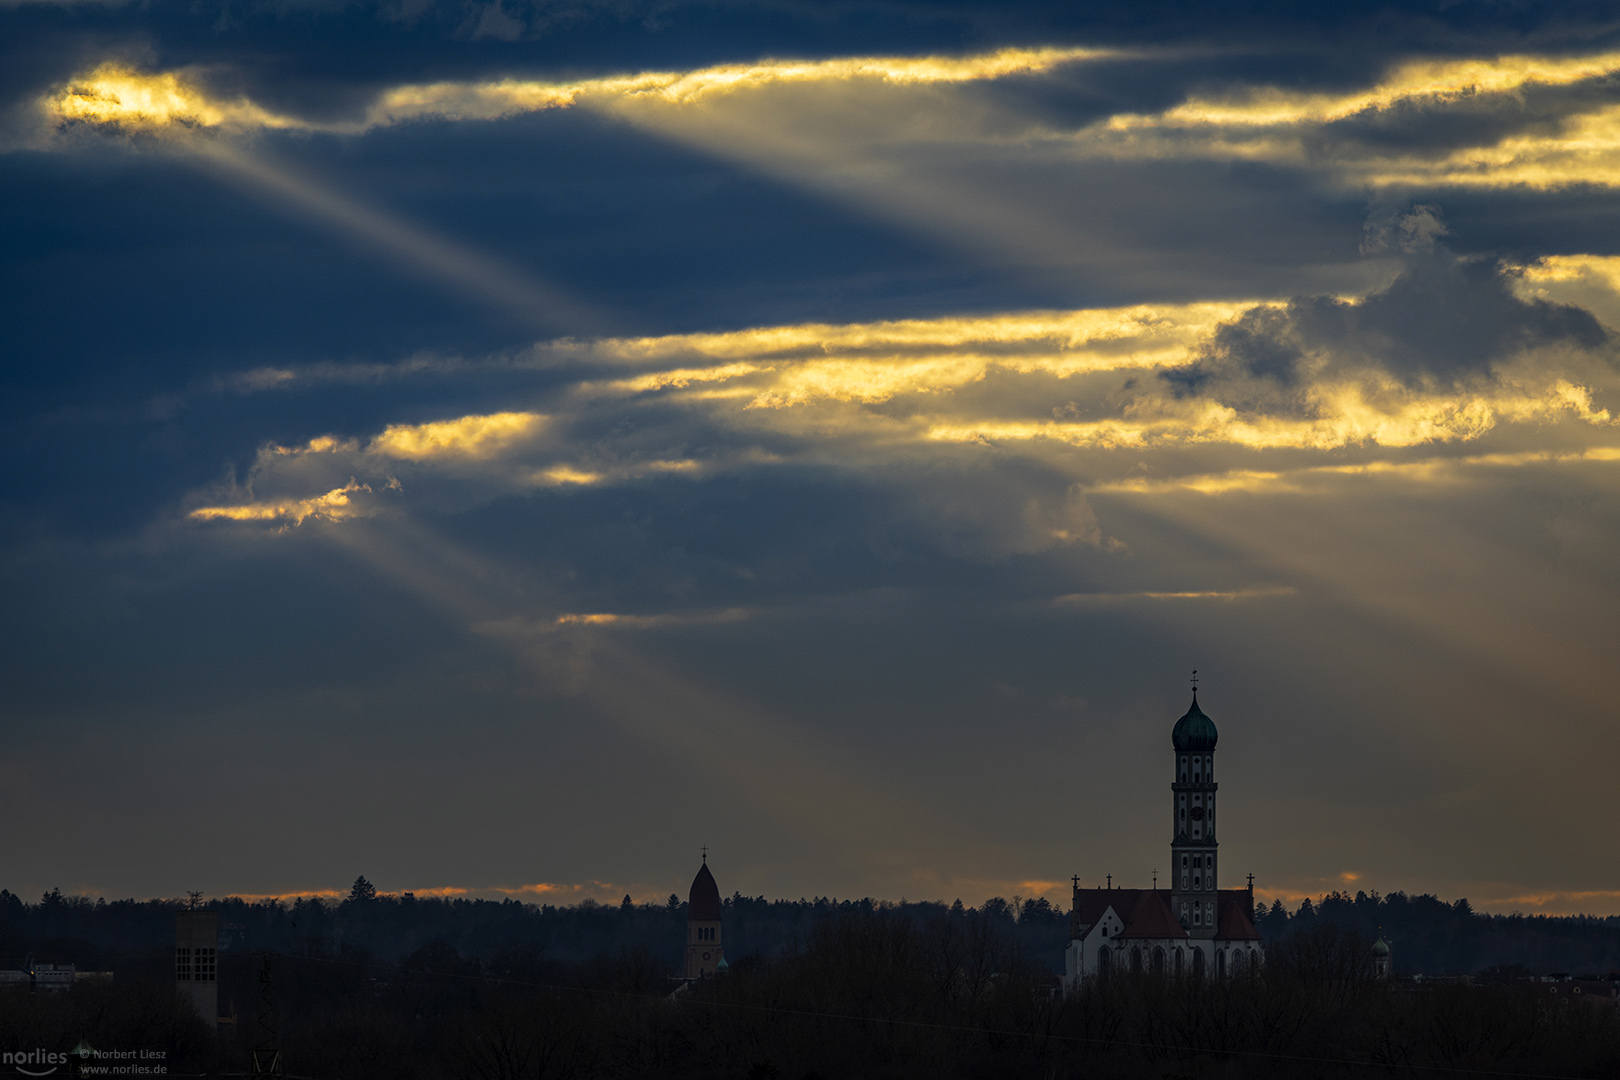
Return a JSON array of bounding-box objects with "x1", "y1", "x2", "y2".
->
[
  {"x1": 688, "y1": 860, "x2": 721, "y2": 922},
  {"x1": 1172, "y1": 690, "x2": 1218, "y2": 751}
]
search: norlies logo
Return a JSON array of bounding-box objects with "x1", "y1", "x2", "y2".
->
[{"x1": 3, "y1": 1049, "x2": 67, "y2": 1077}]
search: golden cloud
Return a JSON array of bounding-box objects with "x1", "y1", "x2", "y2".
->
[
  {"x1": 182, "y1": 298, "x2": 1619, "y2": 537},
  {"x1": 46, "y1": 47, "x2": 1112, "y2": 138},
  {"x1": 188, "y1": 479, "x2": 376, "y2": 526},
  {"x1": 49, "y1": 47, "x2": 1620, "y2": 198},
  {"x1": 585, "y1": 302, "x2": 1264, "y2": 407},
  {"x1": 1092, "y1": 445, "x2": 1620, "y2": 496},
  {"x1": 48, "y1": 63, "x2": 300, "y2": 133},
  {"x1": 1106, "y1": 51, "x2": 1620, "y2": 133},
  {"x1": 368, "y1": 411, "x2": 545, "y2": 461},
  {"x1": 926, "y1": 377, "x2": 1611, "y2": 452}
]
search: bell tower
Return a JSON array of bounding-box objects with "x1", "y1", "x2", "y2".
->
[
  {"x1": 685, "y1": 851, "x2": 724, "y2": 979},
  {"x1": 1170, "y1": 671, "x2": 1219, "y2": 939}
]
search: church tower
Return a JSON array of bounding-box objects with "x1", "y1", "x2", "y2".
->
[
  {"x1": 1170, "y1": 678, "x2": 1219, "y2": 939},
  {"x1": 684, "y1": 853, "x2": 724, "y2": 979}
]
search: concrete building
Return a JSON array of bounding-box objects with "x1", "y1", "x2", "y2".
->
[
  {"x1": 175, "y1": 908, "x2": 218, "y2": 1023},
  {"x1": 685, "y1": 855, "x2": 725, "y2": 979},
  {"x1": 0, "y1": 963, "x2": 100, "y2": 992},
  {"x1": 1062, "y1": 686, "x2": 1263, "y2": 989}
]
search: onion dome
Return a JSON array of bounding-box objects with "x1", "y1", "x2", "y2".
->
[
  {"x1": 1371, "y1": 937, "x2": 1390, "y2": 957},
  {"x1": 1172, "y1": 691, "x2": 1218, "y2": 751},
  {"x1": 688, "y1": 859, "x2": 721, "y2": 922}
]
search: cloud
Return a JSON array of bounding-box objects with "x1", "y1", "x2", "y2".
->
[
  {"x1": 188, "y1": 479, "x2": 384, "y2": 527},
  {"x1": 369, "y1": 411, "x2": 545, "y2": 461},
  {"x1": 40, "y1": 47, "x2": 1116, "y2": 139},
  {"x1": 1052, "y1": 587, "x2": 1297, "y2": 605},
  {"x1": 1151, "y1": 253, "x2": 1611, "y2": 431},
  {"x1": 178, "y1": 272, "x2": 1619, "y2": 547}
]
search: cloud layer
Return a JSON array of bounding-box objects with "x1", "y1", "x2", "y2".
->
[{"x1": 5, "y1": 3, "x2": 1620, "y2": 914}]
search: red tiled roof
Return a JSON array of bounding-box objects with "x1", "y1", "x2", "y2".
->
[
  {"x1": 1217, "y1": 888, "x2": 1255, "y2": 922},
  {"x1": 1118, "y1": 890, "x2": 1189, "y2": 940},
  {"x1": 1072, "y1": 888, "x2": 1188, "y2": 940},
  {"x1": 1215, "y1": 898, "x2": 1262, "y2": 941},
  {"x1": 1072, "y1": 888, "x2": 1137, "y2": 928}
]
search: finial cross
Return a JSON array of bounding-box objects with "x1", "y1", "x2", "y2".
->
[
  {"x1": 701, "y1": 844, "x2": 708, "y2": 863},
  {"x1": 1106, "y1": 874, "x2": 1112, "y2": 889},
  {"x1": 1153, "y1": 869, "x2": 1158, "y2": 889},
  {"x1": 1191, "y1": 668, "x2": 1199, "y2": 690},
  {"x1": 1247, "y1": 872, "x2": 1255, "y2": 890},
  {"x1": 1072, "y1": 874, "x2": 1080, "y2": 889}
]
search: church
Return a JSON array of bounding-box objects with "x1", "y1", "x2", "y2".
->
[
  {"x1": 1062, "y1": 684, "x2": 1263, "y2": 989},
  {"x1": 684, "y1": 852, "x2": 726, "y2": 979}
]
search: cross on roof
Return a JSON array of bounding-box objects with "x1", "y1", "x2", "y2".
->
[
  {"x1": 1072, "y1": 874, "x2": 1080, "y2": 889},
  {"x1": 1191, "y1": 668, "x2": 1199, "y2": 689},
  {"x1": 701, "y1": 844, "x2": 708, "y2": 863},
  {"x1": 1247, "y1": 872, "x2": 1255, "y2": 889}
]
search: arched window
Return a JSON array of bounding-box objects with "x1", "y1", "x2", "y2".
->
[
  {"x1": 1131, "y1": 947, "x2": 1143, "y2": 974},
  {"x1": 1231, "y1": 949, "x2": 1246, "y2": 976},
  {"x1": 1174, "y1": 948, "x2": 1184, "y2": 976},
  {"x1": 1097, "y1": 946, "x2": 1111, "y2": 979},
  {"x1": 1152, "y1": 947, "x2": 1165, "y2": 975},
  {"x1": 1192, "y1": 949, "x2": 1205, "y2": 980},
  {"x1": 1216, "y1": 950, "x2": 1226, "y2": 978}
]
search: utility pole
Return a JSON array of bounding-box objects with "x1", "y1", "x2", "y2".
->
[{"x1": 249, "y1": 953, "x2": 282, "y2": 1077}]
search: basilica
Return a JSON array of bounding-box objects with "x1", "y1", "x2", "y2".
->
[{"x1": 1062, "y1": 686, "x2": 1263, "y2": 989}]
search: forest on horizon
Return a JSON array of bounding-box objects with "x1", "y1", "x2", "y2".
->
[{"x1": 4, "y1": 880, "x2": 1618, "y2": 979}]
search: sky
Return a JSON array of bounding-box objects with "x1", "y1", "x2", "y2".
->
[{"x1": 3, "y1": 0, "x2": 1620, "y2": 917}]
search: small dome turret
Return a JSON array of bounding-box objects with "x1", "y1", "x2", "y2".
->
[
  {"x1": 1371, "y1": 937, "x2": 1390, "y2": 957},
  {"x1": 1172, "y1": 691, "x2": 1218, "y2": 751}
]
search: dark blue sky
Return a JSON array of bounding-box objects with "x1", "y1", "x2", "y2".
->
[{"x1": 3, "y1": 0, "x2": 1620, "y2": 914}]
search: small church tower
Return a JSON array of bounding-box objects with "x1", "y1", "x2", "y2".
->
[
  {"x1": 1372, "y1": 933, "x2": 1392, "y2": 979},
  {"x1": 1170, "y1": 678, "x2": 1219, "y2": 938},
  {"x1": 685, "y1": 853, "x2": 724, "y2": 979}
]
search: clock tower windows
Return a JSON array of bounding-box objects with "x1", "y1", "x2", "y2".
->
[{"x1": 1171, "y1": 681, "x2": 1219, "y2": 937}]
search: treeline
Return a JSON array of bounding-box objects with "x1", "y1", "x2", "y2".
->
[
  {"x1": 1256, "y1": 890, "x2": 1620, "y2": 976},
  {"x1": 0, "y1": 884, "x2": 1070, "y2": 973},
  {"x1": 1, "y1": 913, "x2": 1617, "y2": 1079},
  {"x1": 3, "y1": 882, "x2": 1617, "y2": 978}
]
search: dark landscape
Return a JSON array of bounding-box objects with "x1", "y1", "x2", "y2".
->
[{"x1": 3, "y1": 883, "x2": 1619, "y2": 1078}]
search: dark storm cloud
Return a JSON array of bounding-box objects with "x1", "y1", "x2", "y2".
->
[{"x1": 1164, "y1": 248, "x2": 1610, "y2": 414}]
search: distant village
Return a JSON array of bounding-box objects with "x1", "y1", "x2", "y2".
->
[{"x1": 4, "y1": 686, "x2": 1617, "y2": 1020}]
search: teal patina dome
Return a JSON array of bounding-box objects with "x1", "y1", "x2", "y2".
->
[
  {"x1": 1172, "y1": 692, "x2": 1219, "y2": 751},
  {"x1": 1371, "y1": 937, "x2": 1391, "y2": 957}
]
